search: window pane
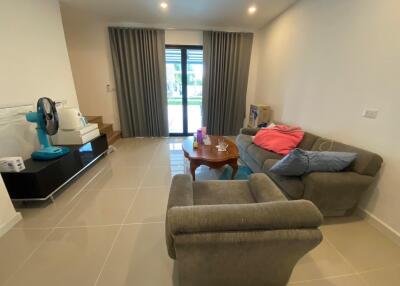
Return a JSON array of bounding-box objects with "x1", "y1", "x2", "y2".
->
[
  {"x1": 166, "y1": 49, "x2": 183, "y2": 134},
  {"x1": 187, "y1": 49, "x2": 203, "y2": 134}
]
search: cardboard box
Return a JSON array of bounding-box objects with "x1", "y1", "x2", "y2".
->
[{"x1": 248, "y1": 104, "x2": 271, "y2": 128}]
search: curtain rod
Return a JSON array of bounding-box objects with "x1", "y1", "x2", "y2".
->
[
  {"x1": 165, "y1": 27, "x2": 254, "y2": 33},
  {"x1": 108, "y1": 23, "x2": 254, "y2": 33}
]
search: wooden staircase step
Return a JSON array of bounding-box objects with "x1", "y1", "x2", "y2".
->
[
  {"x1": 108, "y1": 131, "x2": 121, "y2": 145},
  {"x1": 99, "y1": 123, "x2": 113, "y2": 138},
  {"x1": 84, "y1": 114, "x2": 121, "y2": 145},
  {"x1": 86, "y1": 116, "x2": 103, "y2": 125}
]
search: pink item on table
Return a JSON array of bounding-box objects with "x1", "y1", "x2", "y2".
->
[
  {"x1": 253, "y1": 125, "x2": 304, "y2": 155},
  {"x1": 201, "y1": 127, "x2": 207, "y2": 136}
]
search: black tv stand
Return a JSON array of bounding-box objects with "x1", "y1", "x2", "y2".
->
[{"x1": 1, "y1": 134, "x2": 108, "y2": 201}]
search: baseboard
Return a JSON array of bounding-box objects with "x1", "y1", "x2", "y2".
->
[
  {"x1": 0, "y1": 212, "x2": 22, "y2": 238},
  {"x1": 356, "y1": 207, "x2": 400, "y2": 247}
]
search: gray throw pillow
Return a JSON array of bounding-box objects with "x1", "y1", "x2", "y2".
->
[
  {"x1": 270, "y1": 148, "x2": 357, "y2": 176},
  {"x1": 269, "y1": 149, "x2": 309, "y2": 176}
]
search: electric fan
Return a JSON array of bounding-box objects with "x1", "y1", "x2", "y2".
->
[{"x1": 26, "y1": 97, "x2": 70, "y2": 160}]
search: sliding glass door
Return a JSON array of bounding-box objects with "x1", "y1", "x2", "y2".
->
[{"x1": 166, "y1": 46, "x2": 203, "y2": 136}]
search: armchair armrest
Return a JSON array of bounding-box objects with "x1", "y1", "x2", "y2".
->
[
  {"x1": 167, "y1": 174, "x2": 194, "y2": 209},
  {"x1": 166, "y1": 174, "x2": 194, "y2": 258},
  {"x1": 248, "y1": 173, "x2": 287, "y2": 202},
  {"x1": 240, "y1": 127, "x2": 260, "y2": 136},
  {"x1": 302, "y1": 171, "x2": 375, "y2": 215},
  {"x1": 167, "y1": 200, "x2": 323, "y2": 235}
]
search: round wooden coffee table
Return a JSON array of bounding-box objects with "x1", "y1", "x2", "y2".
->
[{"x1": 182, "y1": 135, "x2": 239, "y2": 180}]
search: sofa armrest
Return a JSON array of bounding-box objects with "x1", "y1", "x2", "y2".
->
[
  {"x1": 240, "y1": 127, "x2": 260, "y2": 136},
  {"x1": 167, "y1": 174, "x2": 194, "y2": 209},
  {"x1": 166, "y1": 174, "x2": 194, "y2": 258},
  {"x1": 248, "y1": 173, "x2": 287, "y2": 202},
  {"x1": 302, "y1": 172, "x2": 375, "y2": 216},
  {"x1": 167, "y1": 200, "x2": 322, "y2": 235}
]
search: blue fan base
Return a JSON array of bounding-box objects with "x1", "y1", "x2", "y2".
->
[{"x1": 31, "y1": 146, "x2": 70, "y2": 161}]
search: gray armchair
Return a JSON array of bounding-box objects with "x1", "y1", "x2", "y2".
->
[{"x1": 166, "y1": 173, "x2": 323, "y2": 286}]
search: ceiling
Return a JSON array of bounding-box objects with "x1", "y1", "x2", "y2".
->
[{"x1": 60, "y1": 0, "x2": 297, "y2": 30}]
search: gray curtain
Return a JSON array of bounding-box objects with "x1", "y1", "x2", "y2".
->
[
  {"x1": 203, "y1": 31, "x2": 253, "y2": 136},
  {"x1": 109, "y1": 27, "x2": 168, "y2": 137}
]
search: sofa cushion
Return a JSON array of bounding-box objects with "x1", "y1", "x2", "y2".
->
[
  {"x1": 193, "y1": 181, "x2": 255, "y2": 205},
  {"x1": 263, "y1": 159, "x2": 305, "y2": 199},
  {"x1": 240, "y1": 150, "x2": 264, "y2": 173},
  {"x1": 270, "y1": 148, "x2": 357, "y2": 176},
  {"x1": 298, "y1": 132, "x2": 320, "y2": 150},
  {"x1": 311, "y1": 138, "x2": 383, "y2": 176},
  {"x1": 236, "y1": 134, "x2": 253, "y2": 151},
  {"x1": 247, "y1": 144, "x2": 283, "y2": 167},
  {"x1": 253, "y1": 125, "x2": 304, "y2": 155},
  {"x1": 269, "y1": 149, "x2": 309, "y2": 176}
]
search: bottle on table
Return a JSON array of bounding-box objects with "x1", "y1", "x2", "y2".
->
[{"x1": 193, "y1": 134, "x2": 198, "y2": 149}]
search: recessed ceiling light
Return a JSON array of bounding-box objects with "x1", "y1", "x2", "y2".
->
[
  {"x1": 160, "y1": 2, "x2": 168, "y2": 9},
  {"x1": 248, "y1": 6, "x2": 257, "y2": 14}
]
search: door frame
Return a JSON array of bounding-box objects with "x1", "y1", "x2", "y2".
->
[{"x1": 166, "y1": 45, "x2": 203, "y2": 136}]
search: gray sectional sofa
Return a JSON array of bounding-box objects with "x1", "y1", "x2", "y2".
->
[{"x1": 237, "y1": 127, "x2": 383, "y2": 216}]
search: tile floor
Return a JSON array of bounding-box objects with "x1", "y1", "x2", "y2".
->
[{"x1": 1, "y1": 137, "x2": 400, "y2": 285}]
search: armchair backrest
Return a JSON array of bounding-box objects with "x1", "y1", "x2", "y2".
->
[{"x1": 169, "y1": 200, "x2": 323, "y2": 286}]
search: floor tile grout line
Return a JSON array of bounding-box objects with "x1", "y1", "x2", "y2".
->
[
  {"x1": 290, "y1": 227, "x2": 367, "y2": 286},
  {"x1": 356, "y1": 262, "x2": 400, "y2": 275},
  {"x1": 54, "y1": 167, "x2": 110, "y2": 227},
  {"x1": 288, "y1": 272, "x2": 359, "y2": 284},
  {"x1": 11, "y1": 137, "x2": 397, "y2": 285},
  {"x1": 91, "y1": 187, "x2": 142, "y2": 286},
  {"x1": 92, "y1": 140, "x2": 161, "y2": 285},
  {"x1": 324, "y1": 236, "x2": 370, "y2": 285},
  {"x1": 93, "y1": 140, "x2": 161, "y2": 286},
  {"x1": 122, "y1": 221, "x2": 164, "y2": 226},
  {"x1": 85, "y1": 187, "x2": 138, "y2": 192},
  {"x1": 5, "y1": 138, "x2": 174, "y2": 285},
  {"x1": 60, "y1": 165, "x2": 108, "y2": 206},
  {"x1": 53, "y1": 224, "x2": 124, "y2": 229},
  {"x1": 3, "y1": 164, "x2": 108, "y2": 286},
  {"x1": 294, "y1": 225, "x2": 400, "y2": 285},
  {"x1": 58, "y1": 221, "x2": 165, "y2": 229},
  {"x1": 3, "y1": 226, "x2": 54, "y2": 286},
  {"x1": 11, "y1": 226, "x2": 54, "y2": 231},
  {"x1": 13, "y1": 221, "x2": 166, "y2": 231}
]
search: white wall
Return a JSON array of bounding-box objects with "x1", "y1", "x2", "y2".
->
[
  {"x1": 0, "y1": 0, "x2": 78, "y2": 108},
  {"x1": 60, "y1": 5, "x2": 257, "y2": 130},
  {"x1": 0, "y1": 0, "x2": 79, "y2": 159},
  {"x1": 253, "y1": 0, "x2": 400, "y2": 233},
  {"x1": 61, "y1": 5, "x2": 120, "y2": 129},
  {"x1": 165, "y1": 30, "x2": 203, "y2": 45},
  {"x1": 61, "y1": 4, "x2": 206, "y2": 130},
  {"x1": 245, "y1": 33, "x2": 261, "y2": 124},
  {"x1": 0, "y1": 0, "x2": 78, "y2": 235}
]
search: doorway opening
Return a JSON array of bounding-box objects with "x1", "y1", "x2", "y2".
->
[{"x1": 165, "y1": 45, "x2": 203, "y2": 136}]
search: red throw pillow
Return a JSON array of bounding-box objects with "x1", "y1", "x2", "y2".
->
[{"x1": 253, "y1": 125, "x2": 304, "y2": 155}]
